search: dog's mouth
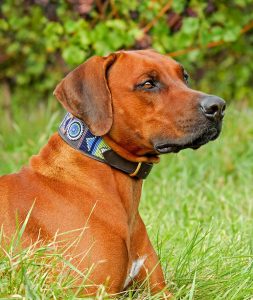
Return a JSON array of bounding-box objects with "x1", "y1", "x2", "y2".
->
[{"x1": 154, "y1": 127, "x2": 221, "y2": 154}]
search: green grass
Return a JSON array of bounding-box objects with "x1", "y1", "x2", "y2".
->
[{"x1": 0, "y1": 102, "x2": 253, "y2": 299}]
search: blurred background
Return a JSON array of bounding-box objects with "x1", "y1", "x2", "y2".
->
[{"x1": 1, "y1": 0, "x2": 253, "y2": 108}]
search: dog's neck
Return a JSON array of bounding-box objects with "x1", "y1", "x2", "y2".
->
[
  {"x1": 29, "y1": 133, "x2": 143, "y2": 221},
  {"x1": 58, "y1": 112, "x2": 154, "y2": 179}
]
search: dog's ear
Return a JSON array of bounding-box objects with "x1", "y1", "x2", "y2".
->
[{"x1": 54, "y1": 54, "x2": 117, "y2": 136}]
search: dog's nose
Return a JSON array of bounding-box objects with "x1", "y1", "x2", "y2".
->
[{"x1": 200, "y1": 96, "x2": 226, "y2": 121}]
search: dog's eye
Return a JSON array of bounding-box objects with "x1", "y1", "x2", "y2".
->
[
  {"x1": 142, "y1": 80, "x2": 156, "y2": 89},
  {"x1": 183, "y1": 70, "x2": 189, "y2": 84},
  {"x1": 135, "y1": 78, "x2": 159, "y2": 92}
]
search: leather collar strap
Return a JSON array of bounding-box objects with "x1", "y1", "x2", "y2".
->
[{"x1": 58, "y1": 113, "x2": 153, "y2": 179}]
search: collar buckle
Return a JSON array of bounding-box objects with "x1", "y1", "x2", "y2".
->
[{"x1": 129, "y1": 162, "x2": 142, "y2": 177}]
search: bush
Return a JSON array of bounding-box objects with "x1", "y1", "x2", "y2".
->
[{"x1": 0, "y1": 0, "x2": 253, "y2": 105}]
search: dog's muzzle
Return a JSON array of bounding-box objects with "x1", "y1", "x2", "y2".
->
[{"x1": 154, "y1": 95, "x2": 226, "y2": 154}]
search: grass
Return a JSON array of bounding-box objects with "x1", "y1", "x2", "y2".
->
[{"x1": 0, "y1": 101, "x2": 253, "y2": 299}]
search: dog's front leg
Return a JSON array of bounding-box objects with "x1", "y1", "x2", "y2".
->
[{"x1": 126, "y1": 214, "x2": 173, "y2": 298}]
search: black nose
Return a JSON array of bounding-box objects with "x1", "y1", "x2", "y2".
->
[{"x1": 200, "y1": 96, "x2": 226, "y2": 121}]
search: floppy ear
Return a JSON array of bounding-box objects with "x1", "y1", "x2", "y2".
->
[{"x1": 53, "y1": 54, "x2": 117, "y2": 136}]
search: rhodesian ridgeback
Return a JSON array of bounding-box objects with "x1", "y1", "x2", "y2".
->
[{"x1": 0, "y1": 50, "x2": 225, "y2": 297}]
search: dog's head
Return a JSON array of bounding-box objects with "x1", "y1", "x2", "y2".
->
[{"x1": 54, "y1": 50, "x2": 225, "y2": 160}]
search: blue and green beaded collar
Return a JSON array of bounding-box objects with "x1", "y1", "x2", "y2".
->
[
  {"x1": 58, "y1": 112, "x2": 153, "y2": 179},
  {"x1": 59, "y1": 112, "x2": 110, "y2": 163}
]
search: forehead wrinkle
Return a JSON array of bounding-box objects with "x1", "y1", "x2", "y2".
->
[
  {"x1": 133, "y1": 70, "x2": 159, "y2": 81},
  {"x1": 128, "y1": 54, "x2": 176, "y2": 73}
]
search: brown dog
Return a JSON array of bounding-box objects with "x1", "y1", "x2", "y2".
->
[{"x1": 0, "y1": 50, "x2": 225, "y2": 297}]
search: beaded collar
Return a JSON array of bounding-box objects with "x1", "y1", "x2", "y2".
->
[{"x1": 58, "y1": 113, "x2": 153, "y2": 179}]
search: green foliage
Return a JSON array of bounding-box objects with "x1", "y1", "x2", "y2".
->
[{"x1": 0, "y1": 0, "x2": 253, "y2": 104}]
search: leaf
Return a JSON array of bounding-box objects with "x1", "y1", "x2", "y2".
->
[
  {"x1": 223, "y1": 26, "x2": 241, "y2": 42},
  {"x1": 62, "y1": 45, "x2": 86, "y2": 66}
]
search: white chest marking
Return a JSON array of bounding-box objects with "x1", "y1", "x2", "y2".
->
[{"x1": 123, "y1": 255, "x2": 147, "y2": 289}]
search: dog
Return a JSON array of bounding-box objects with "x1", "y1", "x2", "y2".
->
[{"x1": 0, "y1": 50, "x2": 225, "y2": 297}]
